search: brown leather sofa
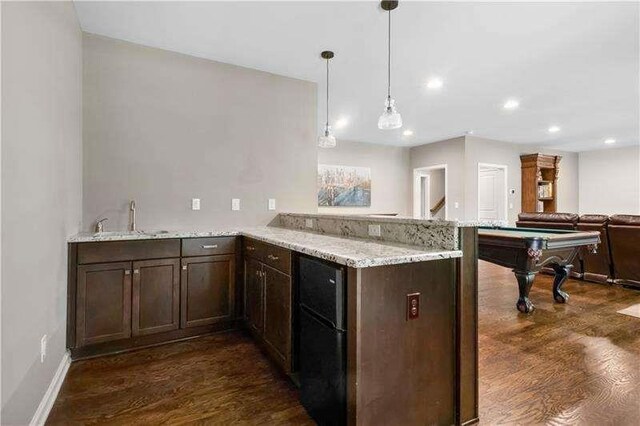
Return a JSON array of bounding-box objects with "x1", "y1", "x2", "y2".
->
[
  {"x1": 608, "y1": 215, "x2": 640, "y2": 288},
  {"x1": 516, "y1": 212, "x2": 579, "y2": 230}
]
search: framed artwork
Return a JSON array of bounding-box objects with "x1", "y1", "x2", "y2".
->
[{"x1": 317, "y1": 164, "x2": 371, "y2": 207}]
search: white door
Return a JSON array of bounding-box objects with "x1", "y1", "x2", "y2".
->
[{"x1": 478, "y1": 167, "x2": 505, "y2": 221}]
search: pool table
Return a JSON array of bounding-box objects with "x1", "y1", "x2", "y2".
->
[{"x1": 478, "y1": 227, "x2": 600, "y2": 313}]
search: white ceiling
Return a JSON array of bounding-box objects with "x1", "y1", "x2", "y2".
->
[{"x1": 74, "y1": 1, "x2": 639, "y2": 152}]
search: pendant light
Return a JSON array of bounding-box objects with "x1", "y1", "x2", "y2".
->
[
  {"x1": 318, "y1": 50, "x2": 337, "y2": 148},
  {"x1": 378, "y1": 0, "x2": 402, "y2": 130}
]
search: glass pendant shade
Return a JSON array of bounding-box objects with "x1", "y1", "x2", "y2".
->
[
  {"x1": 378, "y1": 97, "x2": 402, "y2": 130},
  {"x1": 318, "y1": 124, "x2": 337, "y2": 148}
]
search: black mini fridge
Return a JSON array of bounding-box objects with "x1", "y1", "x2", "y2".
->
[{"x1": 298, "y1": 256, "x2": 346, "y2": 426}]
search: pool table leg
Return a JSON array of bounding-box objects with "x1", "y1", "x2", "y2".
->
[
  {"x1": 514, "y1": 271, "x2": 536, "y2": 313},
  {"x1": 551, "y1": 264, "x2": 571, "y2": 304}
]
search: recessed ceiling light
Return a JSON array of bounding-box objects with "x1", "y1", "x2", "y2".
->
[
  {"x1": 604, "y1": 138, "x2": 616, "y2": 144},
  {"x1": 548, "y1": 126, "x2": 561, "y2": 133},
  {"x1": 503, "y1": 99, "x2": 520, "y2": 110},
  {"x1": 334, "y1": 117, "x2": 349, "y2": 129},
  {"x1": 426, "y1": 78, "x2": 443, "y2": 89},
  {"x1": 403, "y1": 129, "x2": 414, "y2": 136}
]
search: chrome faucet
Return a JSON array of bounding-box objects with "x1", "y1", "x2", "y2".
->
[
  {"x1": 95, "y1": 218, "x2": 108, "y2": 233},
  {"x1": 129, "y1": 200, "x2": 136, "y2": 232}
]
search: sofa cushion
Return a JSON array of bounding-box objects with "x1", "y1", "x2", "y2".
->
[
  {"x1": 609, "y1": 214, "x2": 640, "y2": 226},
  {"x1": 579, "y1": 214, "x2": 609, "y2": 224},
  {"x1": 517, "y1": 212, "x2": 579, "y2": 224}
]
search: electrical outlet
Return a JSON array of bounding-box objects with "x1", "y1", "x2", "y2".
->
[
  {"x1": 268, "y1": 198, "x2": 276, "y2": 211},
  {"x1": 40, "y1": 334, "x2": 47, "y2": 363},
  {"x1": 454, "y1": 202, "x2": 460, "y2": 209},
  {"x1": 407, "y1": 293, "x2": 420, "y2": 320},
  {"x1": 305, "y1": 218, "x2": 314, "y2": 229},
  {"x1": 231, "y1": 198, "x2": 240, "y2": 211},
  {"x1": 368, "y1": 224, "x2": 381, "y2": 237},
  {"x1": 191, "y1": 198, "x2": 200, "y2": 211}
]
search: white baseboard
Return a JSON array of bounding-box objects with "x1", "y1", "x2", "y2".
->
[{"x1": 30, "y1": 351, "x2": 71, "y2": 426}]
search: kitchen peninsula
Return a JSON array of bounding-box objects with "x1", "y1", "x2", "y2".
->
[{"x1": 67, "y1": 213, "x2": 479, "y2": 425}]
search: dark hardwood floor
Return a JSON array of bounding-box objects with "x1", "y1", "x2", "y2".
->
[
  {"x1": 47, "y1": 332, "x2": 313, "y2": 425},
  {"x1": 478, "y1": 261, "x2": 640, "y2": 425},
  {"x1": 48, "y1": 261, "x2": 640, "y2": 425}
]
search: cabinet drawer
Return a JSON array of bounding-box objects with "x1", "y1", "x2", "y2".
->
[
  {"x1": 78, "y1": 239, "x2": 180, "y2": 264},
  {"x1": 244, "y1": 238, "x2": 291, "y2": 275},
  {"x1": 182, "y1": 237, "x2": 236, "y2": 257}
]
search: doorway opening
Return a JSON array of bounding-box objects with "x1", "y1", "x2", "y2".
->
[
  {"x1": 413, "y1": 165, "x2": 447, "y2": 220},
  {"x1": 477, "y1": 163, "x2": 508, "y2": 222}
]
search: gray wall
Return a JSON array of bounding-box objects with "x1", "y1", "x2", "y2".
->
[
  {"x1": 1, "y1": 1, "x2": 82, "y2": 424},
  {"x1": 410, "y1": 137, "x2": 466, "y2": 220},
  {"x1": 83, "y1": 34, "x2": 317, "y2": 232},
  {"x1": 465, "y1": 136, "x2": 578, "y2": 223},
  {"x1": 317, "y1": 140, "x2": 411, "y2": 216},
  {"x1": 409, "y1": 135, "x2": 579, "y2": 223},
  {"x1": 579, "y1": 145, "x2": 640, "y2": 214}
]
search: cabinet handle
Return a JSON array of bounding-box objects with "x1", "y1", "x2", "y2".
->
[
  {"x1": 256, "y1": 270, "x2": 261, "y2": 277},
  {"x1": 124, "y1": 270, "x2": 131, "y2": 275},
  {"x1": 267, "y1": 254, "x2": 279, "y2": 261},
  {"x1": 246, "y1": 246, "x2": 255, "y2": 251},
  {"x1": 133, "y1": 269, "x2": 139, "y2": 274},
  {"x1": 182, "y1": 265, "x2": 187, "y2": 270},
  {"x1": 201, "y1": 244, "x2": 218, "y2": 249}
]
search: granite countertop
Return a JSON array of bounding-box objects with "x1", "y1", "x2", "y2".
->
[
  {"x1": 241, "y1": 227, "x2": 462, "y2": 268},
  {"x1": 67, "y1": 230, "x2": 240, "y2": 243},
  {"x1": 67, "y1": 227, "x2": 462, "y2": 268},
  {"x1": 278, "y1": 212, "x2": 505, "y2": 228}
]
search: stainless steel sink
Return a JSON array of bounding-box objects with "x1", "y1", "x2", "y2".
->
[
  {"x1": 93, "y1": 230, "x2": 170, "y2": 237},
  {"x1": 140, "y1": 230, "x2": 170, "y2": 236}
]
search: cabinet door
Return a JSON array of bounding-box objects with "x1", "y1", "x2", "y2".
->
[
  {"x1": 245, "y1": 258, "x2": 264, "y2": 335},
  {"x1": 263, "y1": 265, "x2": 292, "y2": 370},
  {"x1": 76, "y1": 262, "x2": 132, "y2": 346},
  {"x1": 181, "y1": 255, "x2": 235, "y2": 328},
  {"x1": 132, "y1": 258, "x2": 180, "y2": 336}
]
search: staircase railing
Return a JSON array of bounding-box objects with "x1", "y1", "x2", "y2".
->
[{"x1": 430, "y1": 196, "x2": 446, "y2": 215}]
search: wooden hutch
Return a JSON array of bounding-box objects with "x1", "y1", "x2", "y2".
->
[{"x1": 520, "y1": 153, "x2": 561, "y2": 213}]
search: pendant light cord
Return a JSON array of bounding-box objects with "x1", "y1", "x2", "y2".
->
[
  {"x1": 326, "y1": 57, "x2": 330, "y2": 127},
  {"x1": 387, "y1": 9, "x2": 391, "y2": 100}
]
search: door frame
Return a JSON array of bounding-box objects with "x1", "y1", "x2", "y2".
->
[
  {"x1": 477, "y1": 162, "x2": 508, "y2": 222},
  {"x1": 413, "y1": 164, "x2": 448, "y2": 220}
]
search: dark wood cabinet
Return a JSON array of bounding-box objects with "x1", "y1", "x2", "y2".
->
[
  {"x1": 263, "y1": 265, "x2": 292, "y2": 367},
  {"x1": 76, "y1": 262, "x2": 132, "y2": 346},
  {"x1": 245, "y1": 257, "x2": 264, "y2": 335},
  {"x1": 181, "y1": 255, "x2": 235, "y2": 328},
  {"x1": 132, "y1": 258, "x2": 180, "y2": 336},
  {"x1": 243, "y1": 238, "x2": 292, "y2": 373},
  {"x1": 69, "y1": 237, "x2": 239, "y2": 359}
]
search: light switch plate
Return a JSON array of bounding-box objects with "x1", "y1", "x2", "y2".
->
[
  {"x1": 305, "y1": 218, "x2": 314, "y2": 229},
  {"x1": 40, "y1": 334, "x2": 47, "y2": 363},
  {"x1": 231, "y1": 198, "x2": 240, "y2": 211},
  {"x1": 191, "y1": 198, "x2": 200, "y2": 210},
  {"x1": 368, "y1": 224, "x2": 381, "y2": 237},
  {"x1": 268, "y1": 198, "x2": 276, "y2": 210},
  {"x1": 509, "y1": 203, "x2": 514, "y2": 209}
]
